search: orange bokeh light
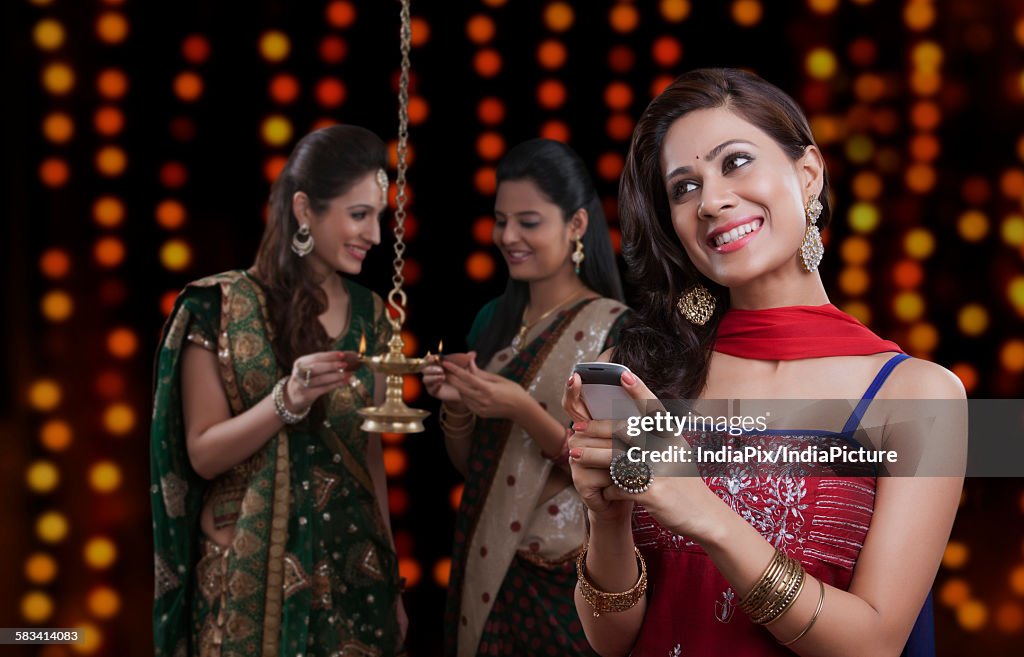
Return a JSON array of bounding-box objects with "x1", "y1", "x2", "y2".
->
[
  {"x1": 544, "y1": 2, "x2": 575, "y2": 32},
  {"x1": 94, "y1": 237, "x2": 126, "y2": 268},
  {"x1": 325, "y1": 1, "x2": 357, "y2": 28},
  {"x1": 476, "y1": 132, "x2": 506, "y2": 161},
  {"x1": 731, "y1": 0, "x2": 763, "y2": 27},
  {"x1": 609, "y1": 4, "x2": 640, "y2": 33},
  {"x1": 316, "y1": 78, "x2": 346, "y2": 108},
  {"x1": 652, "y1": 36, "x2": 683, "y2": 68},
  {"x1": 606, "y1": 113, "x2": 634, "y2": 141},
  {"x1": 408, "y1": 96, "x2": 429, "y2": 124},
  {"x1": 269, "y1": 74, "x2": 300, "y2": 104},
  {"x1": 319, "y1": 35, "x2": 348, "y2": 64},
  {"x1": 466, "y1": 252, "x2": 496, "y2": 281},
  {"x1": 174, "y1": 71, "x2": 203, "y2": 102},
  {"x1": 383, "y1": 448, "x2": 408, "y2": 476},
  {"x1": 597, "y1": 152, "x2": 624, "y2": 182},
  {"x1": 156, "y1": 199, "x2": 186, "y2": 229},
  {"x1": 474, "y1": 167, "x2": 497, "y2": 195},
  {"x1": 107, "y1": 328, "x2": 138, "y2": 359},
  {"x1": 540, "y1": 119, "x2": 569, "y2": 143},
  {"x1": 97, "y1": 68, "x2": 128, "y2": 99},
  {"x1": 473, "y1": 217, "x2": 495, "y2": 245},
  {"x1": 39, "y1": 249, "x2": 71, "y2": 279},
  {"x1": 910, "y1": 133, "x2": 940, "y2": 162},
  {"x1": 39, "y1": 158, "x2": 69, "y2": 187},
  {"x1": 264, "y1": 155, "x2": 287, "y2": 183},
  {"x1": 93, "y1": 196, "x2": 125, "y2": 227},
  {"x1": 607, "y1": 45, "x2": 635, "y2": 73},
  {"x1": 40, "y1": 420, "x2": 72, "y2": 452},
  {"x1": 96, "y1": 146, "x2": 128, "y2": 177},
  {"x1": 94, "y1": 106, "x2": 124, "y2": 136},
  {"x1": 604, "y1": 82, "x2": 634, "y2": 111},
  {"x1": 466, "y1": 14, "x2": 496, "y2": 44},
  {"x1": 892, "y1": 260, "x2": 924, "y2": 289},
  {"x1": 1000, "y1": 169, "x2": 1024, "y2": 199},
  {"x1": 96, "y1": 12, "x2": 129, "y2": 44},
  {"x1": 950, "y1": 363, "x2": 977, "y2": 394},
  {"x1": 477, "y1": 97, "x2": 505, "y2": 125},
  {"x1": 910, "y1": 101, "x2": 941, "y2": 130},
  {"x1": 474, "y1": 49, "x2": 502, "y2": 77},
  {"x1": 410, "y1": 17, "x2": 430, "y2": 47},
  {"x1": 160, "y1": 161, "x2": 188, "y2": 188},
  {"x1": 42, "y1": 112, "x2": 73, "y2": 143},
  {"x1": 537, "y1": 79, "x2": 567, "y2": 109},
  {"x1": 537, "y1": 40, "x2": 567, "y2": 70}
]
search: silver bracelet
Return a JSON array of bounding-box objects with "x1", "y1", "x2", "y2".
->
[{"x1": 273, "y1": 376, "x2": 309, "y2": 424}]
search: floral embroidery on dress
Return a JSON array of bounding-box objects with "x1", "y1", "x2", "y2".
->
[{"x1": 714, "y1": 587, "x2": 736, "y2": 623}]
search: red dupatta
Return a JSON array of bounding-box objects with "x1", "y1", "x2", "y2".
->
[{"x1": 714, "y1": 303, "x2": 903, "y2": 359}]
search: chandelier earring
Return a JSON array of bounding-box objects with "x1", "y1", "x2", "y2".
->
[
  {"x1": 571, "y1": 235, "x2": 585, "y2": 275},
  {"x1": 800, "y1": 196, "x2": 824, "y2": 272},
  {"x1": 291, "y1": 223, "x2": 314, "y2": 257},
  {"x1": 677, "y1": 283, "x2": 715, "y2": 326}
]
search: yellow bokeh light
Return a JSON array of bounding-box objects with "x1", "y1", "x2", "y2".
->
[
  {"x1": 731, "y1": 0, "x2": 763, "y2": 27},
  {"x1": 805, "y1": 48, "x2": 838, "y2": 80},
  {"x1": 96, "y1": 146, "x2": 127, "y2": 176},
  {"x1": 907, "y1": 323, "x2": 938, "y2": 353},
  {"x1": 43, "y1": 112, "x2": 74, "y2": 143},
  {"x1": 21, "y1": 591, "x2": 53, "y2": 623},
  {"x1": 26, "y1": 460, "x2": 60, "y2": 493},
  {"x1": 838, "y1": 267, "x2": 870, "y2": 296},
  {"x1": 25, "y1": 553, "x2": 58, "y2": 584},
  {"x1": 96, "y1": 12, "x2": 129, "y2": 44},
  {"x1": 904, "y1": 1, "x2": 935, "y2": 31},
  {"x1": 660, "y1": 0, "x2": 691, "y2": 22},
  {"x1": 93, "y1": 196, "x2": 125, "y2": 227},
  {"x1": 543, "y1": 2, "x2": 575, "y2": 32},
  {"x1": 904, "y1": 228, "x2": 935, "y2": 259},
  {"x1": 1000, "y1": 340, "x2": 1024, "y2": 373},
  {"x1": 1007, "y1": 277, "x2": 1024, "y2": 315},
  {"x1": 942, "y1": 541, "x2": 969, "y2": 569},
  {"x1": 939, "y1": 578, "x2": 970, "y2": 607},
  {"x1": 160, "y1": 239, "x2": 192, "y2": 272},
  {"x1": 42, "y1": 62, "x2": 75, "y2": 95},
  {"x1": 36, "y1": 511, "x2": 69, "y2": 543},
  {"x1": 840, "y1": 236, "x2": 871, "y2": 265},
  {"x1": 41, "y1": 419, "x2": 72, "y2": 452},
  {"x1": 842, "y1": 301, "x2": 871, "y2": 325},
  {"x1": 848, "y1": 202, "x2": 879, "y2": 233},
  {"x1": 957, "y1": 600, "x2": 988, "y2": 631},
  {"x1": 87, "y1": 586, "x2": 121, "y2": 619},
  {"x1": 262, "y1": 115, "x2": 293, "y2": 146},
  {"x1": 84, "y1": 537, "x2": 118, "y2": 569},
  {"x1": 29, "y1": 379, "x2": 62, "y2": 412},
  {"x1": 41, "y1": 290, "x2": 74, "y2": 322},
  {"x1": 260, "y1": 31, "x2": 291, "y2": 62},
  {"x1": 71, "y1": 621, "x2": 101, "y2": 654},
  {"x1": 893, "y1": 292, "x2": 926, "y2": 322},
  {"x1": 957, "y1": 210, "x2": 989, "y2": 242},
  {"x1": 957, "y1": 304, "x2": 988, "y2": 336},
  {"x1": 845, "y1": 135, "x2": 874, "y2": 164},
  {"x1": 34, "y1": 19, "x2": 65, "y2": 50},
  {"x1": 911, "y1": 41, "x2": 943, "y2": 70},
  {"x1": 103, "y1": 403, "x2": 136, "y2": 436},
  {"x1": 89, "y1": 461, "x2": 122, "y2": 493}
]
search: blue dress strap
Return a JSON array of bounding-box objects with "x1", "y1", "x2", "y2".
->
[{"x1": 840, "y1": 353, "x2": 911, "y2": 436}]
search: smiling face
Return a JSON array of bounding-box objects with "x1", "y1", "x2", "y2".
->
[
  {"x1": 493, "y1": 178, "x2": 581, "y2": 282},
  {"x1": 661, "y1": 106, "x2": 823, "y2": 290},
  {"x1": 296, "y1": 170, "x2": 385, "y2": 277}
]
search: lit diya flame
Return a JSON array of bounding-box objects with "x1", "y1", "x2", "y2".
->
[
  {"x1": 359, "y1": 332, "x2": 367, "y2": 355},
  {"x1": 438, "y1": 339, "x2": 443, "y2": 354}
]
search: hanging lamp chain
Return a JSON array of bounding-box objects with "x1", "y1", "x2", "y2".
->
[{"x1": 388, "y1": 0, "x2": 412, "y2": 326}]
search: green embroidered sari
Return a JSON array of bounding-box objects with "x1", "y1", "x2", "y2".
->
[{"x1": 151, "y1": 270, "x2": 402, "y2": 657}]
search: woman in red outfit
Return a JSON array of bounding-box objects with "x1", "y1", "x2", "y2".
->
[{"x1": 563, "y1": 68, "x2": 965, "y2": 657}]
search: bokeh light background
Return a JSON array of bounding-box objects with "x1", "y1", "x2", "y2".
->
[{"x1": 3, "y1": 0, "x2": 1024, "y2": 655}]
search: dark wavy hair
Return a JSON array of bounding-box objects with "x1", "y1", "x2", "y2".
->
[
  {"x1": 614, "y1": 68, "x2": 831, "y2": 399},
  {"x1": 474, "y1": 138, "x2": 625, "y2": 365},
  {"x1": 252, "y1": 124, "x2": 387, "y2": 369}
]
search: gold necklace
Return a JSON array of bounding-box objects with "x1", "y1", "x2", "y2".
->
[{"x1": 510, "y1": 288, "x2": 588, "y2": 353}]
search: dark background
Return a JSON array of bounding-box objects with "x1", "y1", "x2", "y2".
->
[{"x1": 3, "y1": 0, "x2": 1024, "y2": 655}]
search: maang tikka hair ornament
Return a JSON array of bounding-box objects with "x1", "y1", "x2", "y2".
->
[
  {"x1": 800, "y1": 195, "x2": 824, "y2": 272},
  {"x1": 677, "y1": 283, "x2": 715, "y2": 326},
  {"x1": 291, "y1": 223, "x2": 314, "y2": 257}
]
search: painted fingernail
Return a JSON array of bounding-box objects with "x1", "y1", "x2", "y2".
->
[
  {"x1": 568, "y1": 447, "x2": 583, "y2": 460},
  {"x1": 566, "y1": 375, "x2": 574, "y2": 388},
  {"x1": 572, "y1": 421, "x2": 588, "y2": 432},
  {"x1": 622, "y1": 371, "x2": 637, "y2": 385}
]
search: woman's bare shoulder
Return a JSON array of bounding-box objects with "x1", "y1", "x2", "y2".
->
[{"x1": 878, "y1": 356, "x2": 967, "y2": 400}]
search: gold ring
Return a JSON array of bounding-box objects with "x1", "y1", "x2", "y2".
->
[{"x1": 298, "y1": 366, "x2": 311, "y2": 387}]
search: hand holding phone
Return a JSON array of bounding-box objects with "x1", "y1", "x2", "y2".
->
[{"x1": 572, "y1": 362, "x2": 639, "y2": 421}]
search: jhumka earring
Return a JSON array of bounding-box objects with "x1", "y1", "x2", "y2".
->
[
  {"x1": 800, "y1": 196, "x2": 824, "y2": 272},
  {"x1": 677, "y1": 283, "x2": 715, "y2": 326},
  {"x1": 376, "y1": 168, "x2": 389, "y2": 205},
  {"x1": 291, "y1": 223, "x2": 314, "y2": 257},
  {"x1": 571, "y1": 236, "x2": 585, "y2": 275}
]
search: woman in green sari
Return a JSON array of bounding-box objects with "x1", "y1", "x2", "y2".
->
[
  {"x1": 151, "y1": 125, "x2": 406, "y2": 657},
  {"x1": 423, "y1": 139, "x2": 630, "y2": 656}
]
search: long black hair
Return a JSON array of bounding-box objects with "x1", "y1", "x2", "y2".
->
[
  {"x1": 252, "y1": 124, "x2": 388, "y2": 369},
  {"x1": 615, "y1": 68, "x2": 831, "y2": 399},
  {"x1": 474, "y1": 138, "x2": 625, "y2": 365}
]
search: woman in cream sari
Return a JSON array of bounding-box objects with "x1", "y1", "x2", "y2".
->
[{"x1": 423, "y1": 139, "x2": 629, "y2": 656}]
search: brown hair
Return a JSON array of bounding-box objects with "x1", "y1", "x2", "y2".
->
[
  {"x1": 614, "y1": 68, "x2": 831, "y2": 398},
  {"x1": 251, "y1": 124, "x2": 387, "y2": 368}
]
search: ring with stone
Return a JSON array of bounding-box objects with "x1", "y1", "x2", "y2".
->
[
  {"x1": 297, "y1": 365, "x2": 311, "y2": 387},
  {"x1": 609, "y1": 452, "x2": 653, "y2": 494}
]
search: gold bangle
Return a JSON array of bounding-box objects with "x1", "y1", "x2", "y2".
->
[
  {"x1": 576, "y1": 545, "x2": 647, "y2": 617},
  {"x1": 739, "y1": 550, "x2": 787, "y2": 614},
  {"x1": 441, "y1": 403, "x2": 474, "y2": 419},
  {"x1": 750, "y1": 556, "x2": 802, "y2": 624},
  {"x1": 779, "y1": 578, "x2": 825, "y2": 645},
  {"x1": 755, "y1": 562, "x2": 806, "y2": 625}
]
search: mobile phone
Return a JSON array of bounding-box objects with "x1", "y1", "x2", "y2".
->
[{"x1": 572, "y1": 362, "x2": 636, "y2": 420}]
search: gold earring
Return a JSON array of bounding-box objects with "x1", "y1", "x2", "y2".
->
[
  {"x1": 571, "y1": 235, "x2": 585, "y2": 275},
  {"x1": 800, "y1": 196, "x2": 824, "y2": 272},
  {"x1": 291, "y1": 223, "x2": 314, "y2": 257},
  {"x1": 677, "y1": 283, "x2": 715, "y2": 326}
]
